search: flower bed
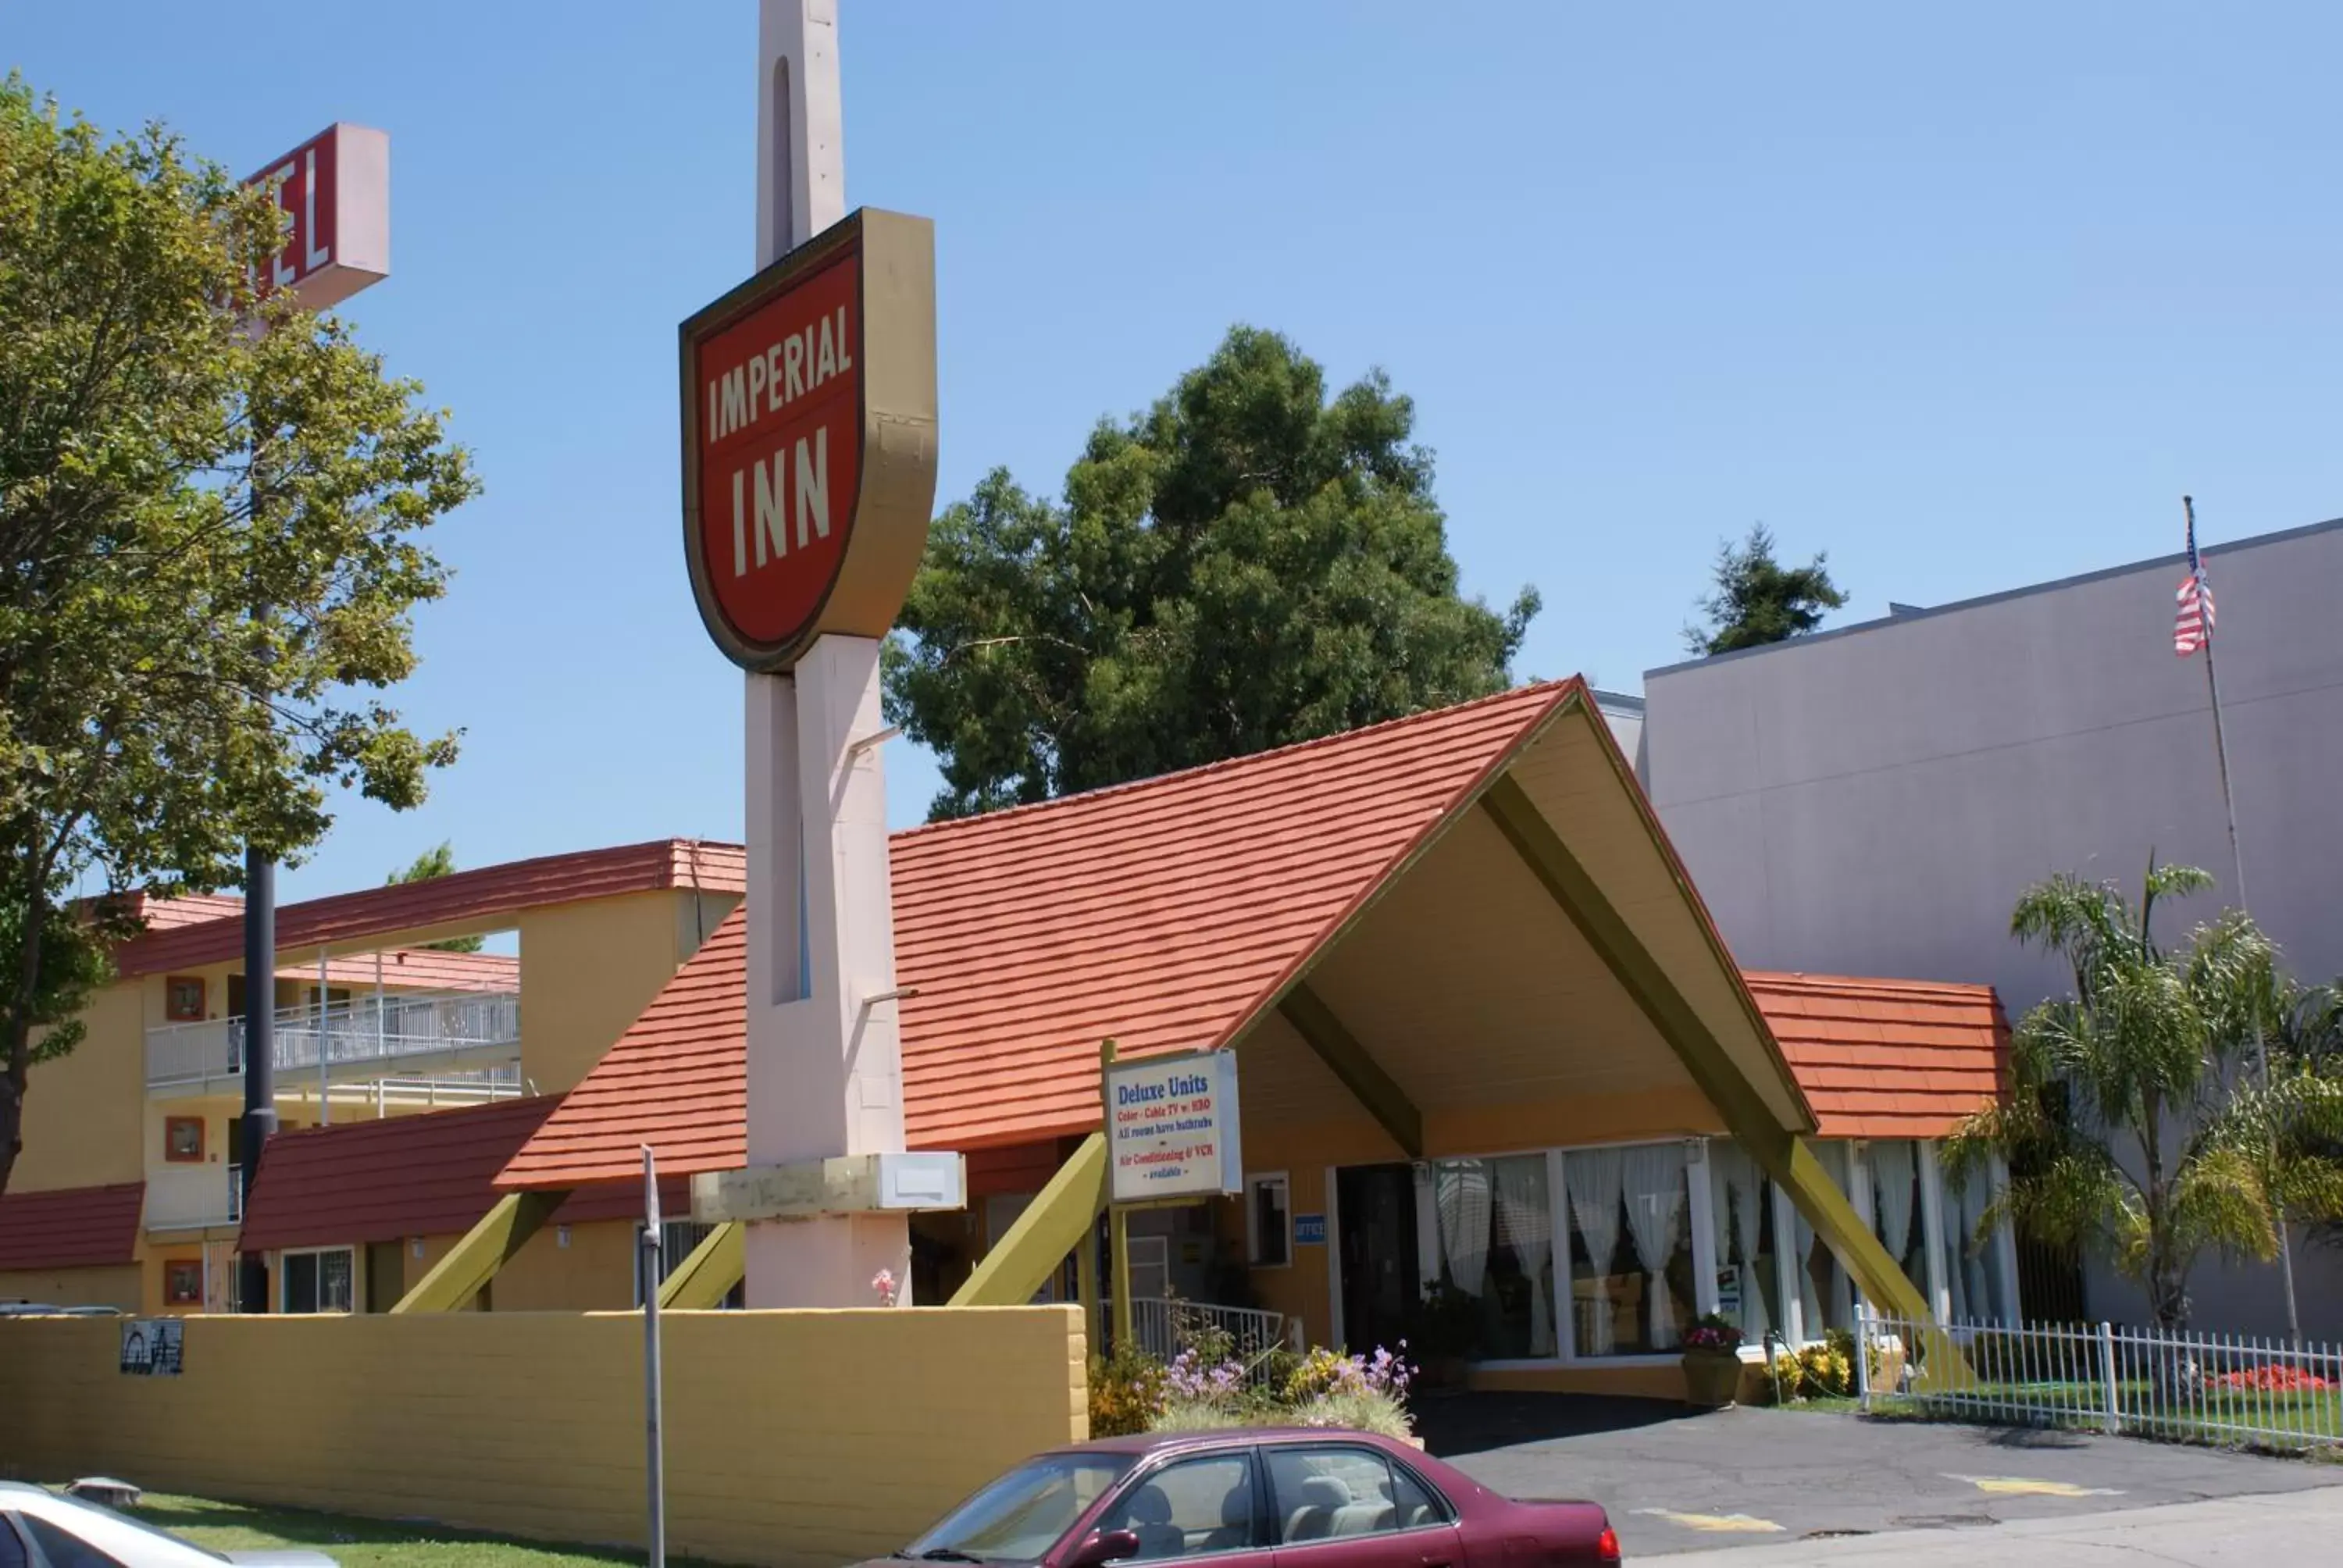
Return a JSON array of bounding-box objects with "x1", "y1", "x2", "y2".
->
[{"x1": 1089, "y1": 1331, "x2": 1418, "y2": 1439}]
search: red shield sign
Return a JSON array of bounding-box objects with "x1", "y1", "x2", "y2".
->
[{"x1": 679, "y1": 210, "x2": 936, "y2": 672}]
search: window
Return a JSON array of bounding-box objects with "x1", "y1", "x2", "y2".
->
[
  {"x1": 908, "y1": 1454, "x2": 1132, "y2": 1563},
  {"x1": 164, "y1": 1260, "x2": 203, "y2": 1306},
  {"x1": 1566, "y1": 1143, "x2": 1695, "y2": 1356},
  {"x1": 1265, "y1": 1445, "x2": 1450, "y2": 1543},
  {"x1": 164, "y1": 976, "x2": 205, "y2": 1022},
  {"x1": 1099, "y1": 1452, "x2": 1257, "y2": 1559},
  {"x1": 635, "y1": 1221, "x2": 733, "y2": 1307},
  {"x1": 163, "y1": 1116, "x2": 205, "y2": 1164},
  {"x1": 280, "y1": 1247, "x2": 354, "y2": 1313},
  {"x1": 1792, "y1": 1143, "x2": 1856, "y2": 1339},
  {"x1": 1866, "y1": 1140, "x2": 1931, "y2": 1306},
  {"x1": 1706, "y1": 1141, "x2": 1783, "y2": 1345},
  {"x1": 1246, "y1": 1173, "x2": 1291, "y2": 1267},
  {"x1": 0, "y1": 1516, "x2": 28, "y2": 1568},
  {"x1": 1425, "y1": 1153, "x2": 1559, "y2": 1360},
  {"x1": 1940, "y1": 1160, "x2": 2012, "y2": 1325},
  {"x1": 21, "y1": 1516, "x2": 125, "y2": 1568},
  {"x1": 1128, "y1": 1235, "x2": 1171, "y2": 1301}
]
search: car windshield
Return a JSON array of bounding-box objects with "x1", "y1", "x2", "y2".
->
[{"x1": 904, "y1": 1453, "x2": 1134, "y2": 1563}]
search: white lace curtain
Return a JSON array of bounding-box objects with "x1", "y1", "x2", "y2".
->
[
  {"x1": 1564, "y1": 1147, "x2": 1624, "y2": 1354},
  {"x1": 1707, "y1": 1142, "x2": 1771, "y2": 1343},
  {"x1": 1435, "y1": 1160, "x2": 1492, "y2": 1297},
  {"x1": 1870, "y1": 1140, "x2": 1917, "y2": 1276},
  {"x1": 1620, "y1": 1144, "x2": 1688, "y2": 1349},
  {"x1": 1491, "y1": 1157, "x2": 1555, "y2": 1356}
]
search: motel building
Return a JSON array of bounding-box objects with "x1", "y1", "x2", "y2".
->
[{"x1": 1, "y1": 680, "x2": 2022, "y2": 1398}]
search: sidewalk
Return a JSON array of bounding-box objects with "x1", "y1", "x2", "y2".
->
[{"x1": 1654, "y1": 1485, "x2": 2343, "y2": 1564}]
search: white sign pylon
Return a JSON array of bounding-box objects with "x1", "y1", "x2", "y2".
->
[{"x1": 740, "y1": 0, "x2": 916, "y2": 1308}]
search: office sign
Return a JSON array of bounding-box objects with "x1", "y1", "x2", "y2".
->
[
  {"x1": 244, "y1": 123, "x2": 390, "y2": 310},
  {"x1": 1105, "y1": 1049, "x2": 1243, "y2": 1204},
  {"x1": 1293, "y1": 1213, "x2": 1327, "y2": 1246},
  {"x1": 679, "y1": 208, "x2": 939, "y2": 672}
]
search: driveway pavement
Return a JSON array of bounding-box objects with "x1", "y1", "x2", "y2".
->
[{"x1": 1415, "y1": 1394, "x2": 2343, "y2": 1558}]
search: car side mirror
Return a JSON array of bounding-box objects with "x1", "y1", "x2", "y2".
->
[{"x1": 1066, "y1": 1528, "x2": 1141, "y2": 1568}]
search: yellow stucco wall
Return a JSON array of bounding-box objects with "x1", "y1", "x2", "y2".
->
[
  {"x1": 16, "y1": 983, "x2": 147, "y2": 1192},
  {"x1": 0, "y1": 1265, "x2": 141, "y2": 1309},
  {"x1": 494, "y1": 1218, "x2": 639, "y2": 1311},
  {"x1": 515, "y1": 890, "x2": 736, "y2": 1095},
  {"x1": 0, "y1": 1307, "x2": 1086, "y2": 1568}
]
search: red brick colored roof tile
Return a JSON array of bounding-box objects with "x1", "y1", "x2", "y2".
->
[
  {"x1": 275, "y1": 948, "x2": 519, "y2": 994},
  {"x1": 500, "y1": 682, "x2": 1583, "y2": 1188},
  {"x1": 236, "y1": 1098, "x2": 683, "y2": 1253},
  {"x1": 1745, "y1": 972, "x2": 2010, "y2": 1139},
  {"x1": 0, "y1": 1181, "x2": 145, "y2": 1271},
  {"x1": 118, "y1": 840, "x2": 744, "y2": 978}
]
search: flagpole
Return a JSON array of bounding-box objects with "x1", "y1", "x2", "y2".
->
[{"x1": 2184, "y1": 494, "x2": 2302, "y2": 1346}]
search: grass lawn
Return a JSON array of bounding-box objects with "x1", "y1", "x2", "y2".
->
[{"x1": 127, "y1": 1495, "x2": 711, "y2": 1568}]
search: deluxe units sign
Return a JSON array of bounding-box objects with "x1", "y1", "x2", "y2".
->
[
  {"x1": 1106, "y1": 1050, "x2": 1243, "y2": 1204},
  {"x1": 679, "y1": 208, "x2": 940, "y2": 672}
]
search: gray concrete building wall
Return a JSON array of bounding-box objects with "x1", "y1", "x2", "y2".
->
[{"x1": 1640, "y1": 516, "x2": 2343, "y2": 1336}]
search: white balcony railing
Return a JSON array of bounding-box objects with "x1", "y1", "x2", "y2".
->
[
  {"x1": 144, "y1": 1162, "x2": 242, "y2": 1231},
  {"x1": 146, "y1": 991, "x2": 521, "y2": 1092}
]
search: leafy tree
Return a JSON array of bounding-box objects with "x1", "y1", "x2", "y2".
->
[
  {"x1": 386, "y1": 842, "x2": 483, "y2": 952},
  {"x1": 0, "y1": 80, "x2": 476, "y2": 1199},
  {"x1": 1948, "y1": 861, "x2": 2343, "y2": 1329},
  {"x1": 883, "y1": 326, "x2": 1540, "y2": 819},
  {"x1": 1682, "y1": 524, "x2": 1848, "y2": 656}
]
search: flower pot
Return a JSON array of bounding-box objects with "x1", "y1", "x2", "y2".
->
[{"x1": 1681, "y1": 1349, "x2": 1742, "y2": 1408}]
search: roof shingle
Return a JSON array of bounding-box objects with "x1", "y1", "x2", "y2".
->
[
  {"x1": 0, "y1": 1181, "x2": 145, "y2": 1271},
  {"x1": 1743, "y1": 972, "x2": 2010, "y2": 1139}
]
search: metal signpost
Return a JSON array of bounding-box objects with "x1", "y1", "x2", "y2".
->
[
  {"x1": 1098, "y1": 1041, "x2": 1243, "y2": 1351},
  {"x1": 232, "y1": 123, "x2": 390, "y2": 1312},
  {"x1": 641, "y1": 1146, "x2": 666, "y2": 1568}
]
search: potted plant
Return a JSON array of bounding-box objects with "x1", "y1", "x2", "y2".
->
[
  {"x1": 1680, "y1": 1313, "x2": 1746, "y2": 1408},
  {"x1": 1403, "y1": 1278, "x2": 1478, "y2": 1392}
]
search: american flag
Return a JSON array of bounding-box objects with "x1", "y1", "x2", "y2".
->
[{"x1": 2174, "y1": 511, "x2": 2216, "y2": 657}]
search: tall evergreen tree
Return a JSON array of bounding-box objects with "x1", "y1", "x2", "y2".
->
[
  {"x1": 885, "y1": 326, "x2": 1540, "y2": 819},
  {"x1": 1683, "y1": 524, "x2": 1848, "y2": 656}
]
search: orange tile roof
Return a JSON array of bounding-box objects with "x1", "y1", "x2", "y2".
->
[
  {"x1": 0, "y1": 1181, "x2": 146, "y2": 1271},
  {"x1": 237, "y1": 1097, "x2": 681, "y2": 1253},
  {"x1": 117, "y1": 839, "x2": 744, "y2": 978},
  {"x1": 501, "y1": 682, "x2": 1582, "y2": 1187},
  {"x1": 274, "y1": 948, "x2": 519, "y2": 994},
  {"x1": 497, "y1": 684, "x2": 2015, "y2": 1192},
  {"x1": 1743, "y1": 972, "x2": 2010, "y2": 1139}
]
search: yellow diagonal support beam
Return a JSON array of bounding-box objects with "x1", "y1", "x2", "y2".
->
[
  {"x1": 658, "y1": 1220, "x2": 744, "y2": 1309},
  {"x1": 1478, "y1": 775, "x2": 1935, "y2": 1326},
  {"x1": 388, "y1": 1189, "x2": 567, "y2": 1313},
  {"x1": 949, "y1": 1132, "x2": 1107, "y2": 1307},
  {"x1": 1279, "y1": 983, "x2": 1422, "y2": 1159}
]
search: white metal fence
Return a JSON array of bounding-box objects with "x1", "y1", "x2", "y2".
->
[
  {"x1": 145, "y1": 991, "x2": 522, "y2": 1089},
  {"x1": 1857, "y1": 1306, "x2": 2343, "y2": 1452},
  {"x1": 1123, "y1": 1297, "x2": 1294, "y2": 1383}
]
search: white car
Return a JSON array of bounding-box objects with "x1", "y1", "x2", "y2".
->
[{"x1": 0, "y1": 1485, "x2": 335, "y2": 1568}]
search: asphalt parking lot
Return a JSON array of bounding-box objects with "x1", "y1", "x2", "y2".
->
[{"x1": 1416, "y1": 1394, "x2": 2343, "y2": 1558}]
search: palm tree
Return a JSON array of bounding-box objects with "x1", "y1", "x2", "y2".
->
[{"x1": 1948, "y1": 860, "x2": 2343, "y2": 1331}]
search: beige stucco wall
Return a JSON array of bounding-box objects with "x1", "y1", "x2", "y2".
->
[
  {"x1": 17, "y1": 982, "x2": 147, "y2": 1191},
  {"x1": 0, "y1": 1307, "x2": 1086, "y2": 1567},
  {"x1": 515, "y1": 890, "x2": 737, "y2": 1095},
  {"x1": 0, "y1": 1265, "x2": 141, "y2": 1310}
]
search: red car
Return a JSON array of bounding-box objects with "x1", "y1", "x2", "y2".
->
[{"x1": 876, "y1": 1429, "x2": 1621, "y2": 1568}]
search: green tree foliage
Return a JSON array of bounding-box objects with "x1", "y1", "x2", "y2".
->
[
  {"x1": 1682, "y1": 524, "x2": 1849, "y2": 656},
  {"x1": 0, "y1": 79, "x2": 478, "y2": 1197},
  {"x1": 386, "y1": 841, "x2": 483, "y2": 952},
  {"x1": 883, "y1": 326, "x2": 1540, "y2": 819},
  {"x1": 1948, "y1": 861, "x2": 2343, "y2": 1328}
]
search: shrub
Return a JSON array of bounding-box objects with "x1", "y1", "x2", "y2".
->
[
  {"x1": 1796, "y1": 1342, "x2": 1853, "y2": 1398},
  {"x1": 1089, "y1": 1343, "x2": 1168, "y2": 1437},
  {"x1": 1291, "y1": 1388, "x2": 1414, "y2": 1439}
]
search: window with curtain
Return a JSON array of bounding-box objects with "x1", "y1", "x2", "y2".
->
[
  {"x1": 1706, "y1": 1141, "x2": 1781, "y2": 1345},
  {"x1": 1566, "y1": 1143, "x2": 1695, "y2": 1356},
  {"x1": 1940, "y1": 1162, "x2": 2010, "y2": 1324},
  {"x1": 1867, "y1": 1140, "x2": 1929, "y2": 1298},
  {"x1": 1792, "y1": 1142, "x2": 1856, "y2": 1339},
  {"x1": 1426, "y1": 1154, "x2": 1556, "y2": 1360}
]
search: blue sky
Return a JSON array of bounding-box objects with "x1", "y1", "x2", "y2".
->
[{"x1": 14, "y1": 2, "x2": 2343, "y2": 902}]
